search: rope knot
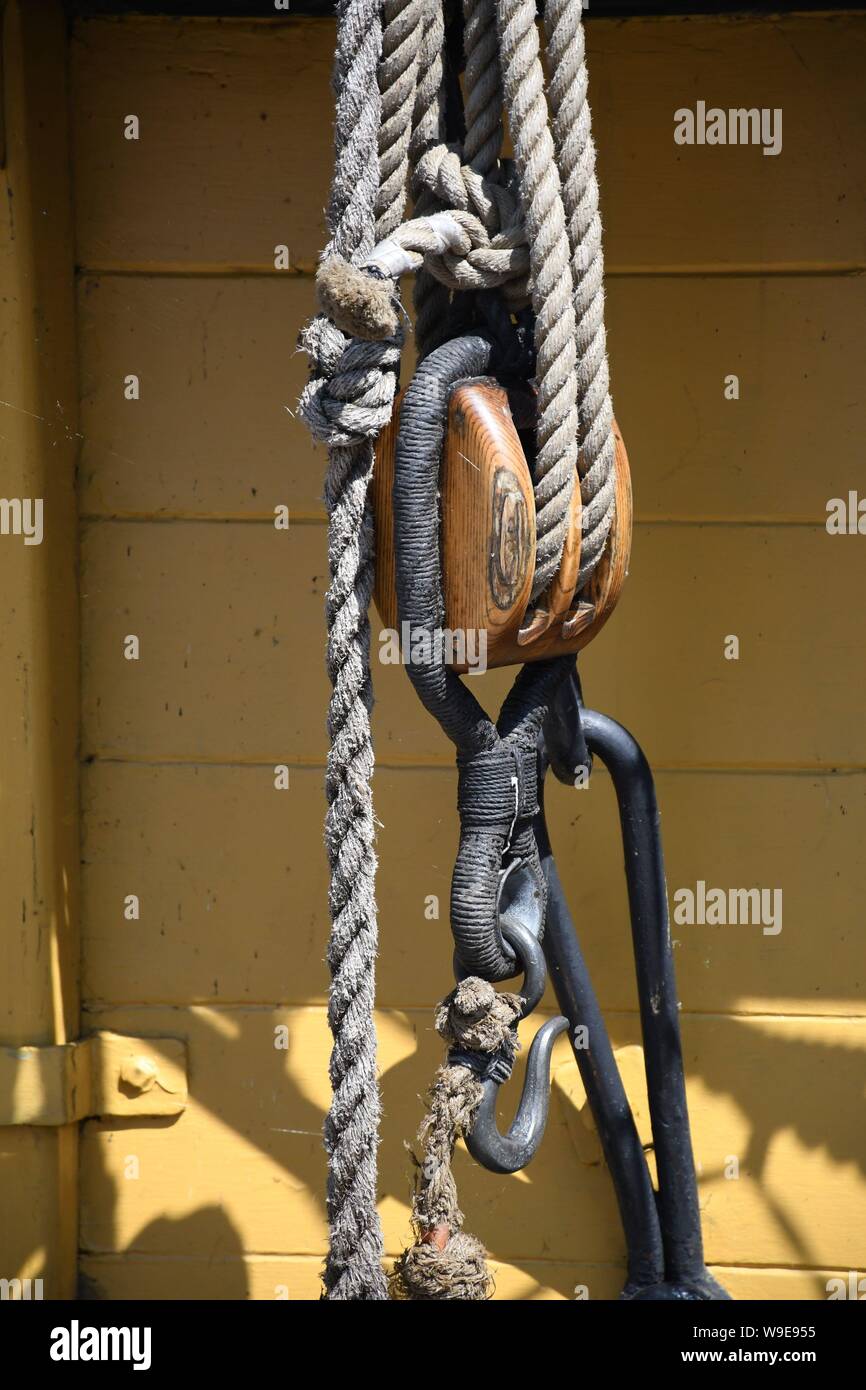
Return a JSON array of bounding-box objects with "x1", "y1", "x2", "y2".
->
[
  {"x1": 391, "y1": 977, "x2": 525, "y2": 1301},
  {"x1": 391, "y1": 1230, "x2": 493, "y2": 1301},
  {"x1": 414, "y1": 144, "x2": 520, "y2": 236},
  {"x1": 298, "y1": 315, "x2": 402, "y2": 447},
  {"x1": 436, "y1": 977, "x2": 523, "y2": 1054}
]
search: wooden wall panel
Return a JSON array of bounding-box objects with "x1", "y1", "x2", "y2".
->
[
  {"x1": 0, "y1": 0, "x2": 82, "y2": 1298},
  {"x1": 78, "y1": 273, "x2": 866, "y2": 524},
  {"x1": 69, "y1": 11, "x2": 866, "y2": 1299},
  {"x1": 81, "y1": 763, "x2": 865, "y2": 1018},
  {"x1": 70, "y1": 15, "x2": 866, "y2": 272},
  {"x1": 80, "y1": 520, "x2": 866, "y2": 768},
  {"x1": 78, "y1": 1004, "x2": 866, "y2": 1278},
  {"x1": 78, "y1": 1256, "x2": 850, "y2": 1303}
]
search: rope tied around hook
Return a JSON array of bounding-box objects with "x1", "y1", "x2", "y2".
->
[{"x1": 391, "y1": 978, "x2": 523, "y2": 1301}]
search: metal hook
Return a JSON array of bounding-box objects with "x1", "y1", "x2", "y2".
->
[{"x1": 459, "y1": 914, "x2": 569, "y2": 1175}]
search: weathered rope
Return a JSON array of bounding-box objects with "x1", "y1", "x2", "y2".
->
[
  {"x1": 543, "y1": 0, "x2": 616, "y2": 590},
  {"x1": 375, "y1": 0, "x2": 427, "y2": 237},
  {"x1": 409, "y1": 0, "x2": 451, "y2": 358},
  {"x1": 316, "y1": 0, "x2": 615, "y2": 601},
  {"x1": 462, "y1": 0, "x2": 504, "y2": 178},
  {"x1": 494, "y1": 0, "x2": 578, "y2": 600},
  {"x1": 299, "y1": 0, "x2": 401, "y2": 1302},
  {"x1": 318, "y1": 206, "x2": 528, "y2": 328},
  {"x1": 391, "y1": 978, "x2": 523, "y2": 1300}
]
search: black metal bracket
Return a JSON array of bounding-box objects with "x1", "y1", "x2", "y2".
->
[{"x1": 537, "y1": 669, "x2": 730, "y2": 1299}]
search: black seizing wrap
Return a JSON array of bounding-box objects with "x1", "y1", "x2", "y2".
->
[{"x1": 390, "y1": 333, "x2": 571, "y2": 980}]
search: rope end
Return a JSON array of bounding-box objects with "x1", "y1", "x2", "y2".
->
[
  {"x1": 391, "y1": 1229, "x2": 494, "y2": 1301},
  {"x1": 316, "y1": 256, "x2": 399, "y2": 342}
]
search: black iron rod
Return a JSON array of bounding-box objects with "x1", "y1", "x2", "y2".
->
[
  {"x1": 580, "y1": 708, "x2": 707, "y2": 1285},
  {"x1": 535, "y1": 784, "x2": 665, "y2": 1294}
]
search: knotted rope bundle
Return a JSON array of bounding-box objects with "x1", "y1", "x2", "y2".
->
[
  {"x1": 392, "y1": 978, "x2": 523, "y2": 1300},
  {"x1": 316, "y1": 0, "x2": 617, "y2": 596},
  {"x1": 300, "y1": 0, "x2": 616, "y2": 1301}
]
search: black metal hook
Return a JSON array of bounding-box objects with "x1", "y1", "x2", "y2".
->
[{"x1": 455, "y1": 886, "x2": 569, "y2": 1175}]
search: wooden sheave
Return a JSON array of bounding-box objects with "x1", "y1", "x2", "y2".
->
[{"x1": 373, "y1": 378, "x2": 632, "y2": 672}]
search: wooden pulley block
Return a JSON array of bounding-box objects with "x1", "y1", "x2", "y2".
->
[{"x1": 373, "y1": 377, "x2": 632, "y2": 674}]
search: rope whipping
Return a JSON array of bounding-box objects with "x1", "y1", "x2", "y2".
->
[{"x1": 303, "y1": 0, "x2": 617, "y2": 1300}]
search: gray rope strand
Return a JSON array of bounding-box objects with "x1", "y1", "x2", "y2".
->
[
  {"x1": 410, "y1": 0, "x2": 452, "y2": 358},
  {"x1": 462, "y1": 0, "x2": 504, "y2": 178},
  {"x1": 543, "y1": 0, "x2": 616, "y2": 591},
  {"x1": 495, "y1": 0, "x2": 579, "y2": 601},
  {"x1": 300, "y1": 0, "x2": 391, "y2": 1302},
  {"x1": 409, "y1": 0, "x2": 446, "y2": 172},
  {"x1": 322, "y1": 436, "x2": 385, "y2": 1301},
  {"x1": 375, "y1": 0, "x2": 427, "y2": 237}
]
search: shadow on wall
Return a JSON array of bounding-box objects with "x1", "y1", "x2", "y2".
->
[{"x1": 70, "y1": 999, "x2": 866, "y2": 1299}]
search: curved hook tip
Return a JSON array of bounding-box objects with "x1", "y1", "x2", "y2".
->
[{"x1": 465, "y1": 1014, "x2": 569, "y2": 1175}]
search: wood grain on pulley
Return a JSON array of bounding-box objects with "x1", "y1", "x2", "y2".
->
[{"x1": 373, "y1": 379, "x2": 632, "y2": 672}]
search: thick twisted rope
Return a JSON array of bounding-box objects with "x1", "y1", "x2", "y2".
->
[
  {"x1": 299, "y1": 0, "x2": 402, "y2": 1303},
  {"x1": 375, "y1": 0, "x2": 427, "y2": 237},
  {"x1": 543, "y1": 0, "x2": 616, "y2": 590},
  {"x1": 495, "y1": 0, "x2": 578, "y2": 600},
  {"x1": 316, "y1": 0, "x2": 617, "y2": 602},
  {"x1": 409, "y1": 0, "x2": 451, "y2": 357},
  {"x1": 462, "y1": 0, "x2": 504, "y2": 177}
]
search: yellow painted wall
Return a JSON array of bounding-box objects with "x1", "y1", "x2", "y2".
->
[
  {"x1": 5, "y1": 8, "x2": 864, "y2": 1299},
  {"x1": 0, "y1": 0, "x2": 81, "y2": 1298}
]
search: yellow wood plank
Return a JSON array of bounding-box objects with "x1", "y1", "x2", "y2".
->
[
  {"x1": 0, "y1": 0, "x2": 81, "y2": 1298},
  {"x1": 69, "y1": 15, "x2": 866, "y2": 272},
  {"x1": 77, "y1": 1254, "x2": 859, "y2": 1301},
  {"x1": 81, "y1": 763, "x2": 865, "y2": 1018},
  {"x1": 71, "y1": 18, "x2": 333, "y2": 272},
  {"x1": 77, "y1": 275, "x2": 328, "y2": 519},
  {"x1": 77, "y1": 1005, "x2": 866, "y2": 1273},
  {"x1": 80, "y1": 520, "x2": 866, "y2": 767},
  {"x1": 77, "y1": 273, "x2": 866, "y2": 524},
  {"x1": 0, "y1": 1126, "x2": 77, "y2": 1299}
]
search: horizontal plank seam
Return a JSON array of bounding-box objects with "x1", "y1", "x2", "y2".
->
[
  {"x1": 79, "y1": 754, "x2": 866, "y2": 774},
  {"x1": 78, "y1": 514, "x2": 845, "y2": 528},
  {"x1": 77, "y1": 1251, "x2": 858, "y2": 1275},
  {"x1": 67, "y1": 9, "x2": 866, "y2": 28},
  {"x1": 79, "y1": 1002, "x2": 866, "y2": 1023},
  {"x1": 75, "y1": 263, "x2": 866, "y2": 280}
]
